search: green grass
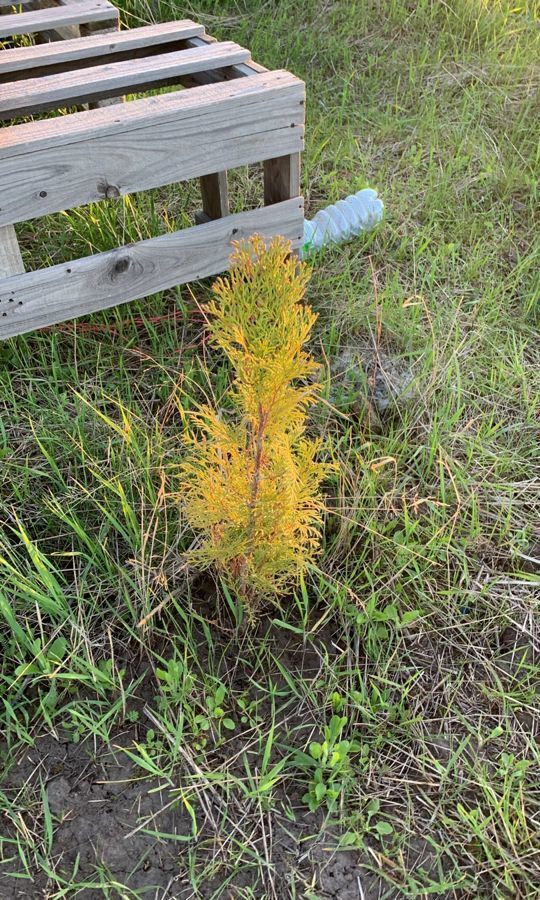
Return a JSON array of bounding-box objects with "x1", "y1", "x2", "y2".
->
[{"x1": 1, "y1": 0, "x2": 539, "y2": 897}]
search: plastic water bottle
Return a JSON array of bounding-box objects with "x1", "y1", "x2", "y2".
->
[{"x1": 301, "y1": 188, "x2": 383, "y2": 256}]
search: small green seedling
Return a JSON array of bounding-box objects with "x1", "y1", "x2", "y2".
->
[
  {"x1": 299, "y1": 715, "x2": 363, "y2": 812},
  {"x1": 345, "y1": 594, "x2": 423, "y2": 657},
  {"x1": 340, "y1": 798, "x2": 394, "y2": 849},
  {"x1": 204, "y1": 682, "x2": 236, "y2": 736},
  {"x1": 156, "y1": 656, "x2": 195, "y2": 704},
  {"x1": 189, "y1": 681, "x2": 237, "y2": 751},
  {"x1": 14, "y1": 637, "x2": 68, "y2": 713}
]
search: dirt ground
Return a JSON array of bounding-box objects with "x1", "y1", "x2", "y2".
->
[
  {"x1": 0, "y1": 623, "x2": 393, "y2": 900},
  {"x1": 1, "y1": 724, "x2": 388, "y2": 900}
]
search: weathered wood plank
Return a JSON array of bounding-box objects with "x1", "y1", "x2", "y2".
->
[
  {"x1": 0, "y1": 43, "x2": 252, "y2": 117},
  {"x1": 0, "y1": 70, "x2": 302, "y2": 156},
  {"x1": 0, "y1": 71, "x2": 305, "y2": 226},
  {"x1": 0, "y1": 198, "x2": 304, "y2": 339},
  {"x1": 0, "y1": 0, "x2": 116, "y2": 38},
  {"x1": 32, "y1": 0, "x2": 117, "y2": 43},
  {"x1": 0, "y1": 20, "x2": 205, "y2": 79},
  {"x1": 0, "y1": 224, "x2": 24, "y2": 277}
]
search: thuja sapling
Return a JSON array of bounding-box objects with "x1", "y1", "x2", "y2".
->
[{"x1": 180, "y1": 235, "x2": 330, "y2": 613}]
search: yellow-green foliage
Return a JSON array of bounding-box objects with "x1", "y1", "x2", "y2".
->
[{"x1": 180, "y1": 235, "x2": 329, "y2": 604}]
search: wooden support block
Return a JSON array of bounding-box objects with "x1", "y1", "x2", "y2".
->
[
  {"x1": 79, "y1": 15, "x2": 118, "y2": 38},
  {"x1": 0, "y1": 224, "x2": 24, "y2": 278},
  {"x1": 264, "y1": 152, "x2": 301, "y2": 205},
  {"x1": 200, "y1": 171, "x2": 229, "y2": 220},
  {"x1": 0, "y1": 198, "x2": 304, "y2": 339},
  {"x1": 0, "y1": 71, "x2": 305, "y2": 226}
]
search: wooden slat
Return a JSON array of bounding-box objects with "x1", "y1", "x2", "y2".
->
[
  {"x1": 0, "y1": 70, "x2": 305, "y2": 226},
  {"x1": 0, "y1": 42, "x2": 252, "y2": 117},
  {"x1": 0, "y1": 0, "x2": 116, "y2": 38},
  {"x1": 0, "y1": 20, "x2": 205, "y2": 79},
  {"x1": 32, "y1": 0, "x2": 115, "y2": 43},
  {"x1": 0, "y1": 198, "x2": 304, "y2": 339}
]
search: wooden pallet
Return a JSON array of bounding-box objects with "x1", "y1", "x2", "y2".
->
[{"x1": 0, "y1": 8, "x2": 305, "y2": 339}]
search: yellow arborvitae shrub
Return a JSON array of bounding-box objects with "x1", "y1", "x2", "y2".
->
[{"x1": 180, "y1": 235, "x2": 329, "y2": 605}]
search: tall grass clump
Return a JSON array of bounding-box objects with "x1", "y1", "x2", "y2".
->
[{"x1": 180, "y1": 235, "x2": 329, "y2": 609}]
